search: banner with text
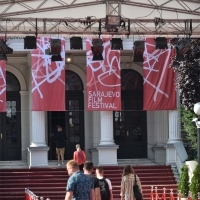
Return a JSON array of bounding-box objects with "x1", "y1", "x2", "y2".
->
[
  {"x1": 0, "y1": 60, "x2": 6, "y2": 112},
  {"x1": 31, "y1": 37, "x2": 66, "y2": 111},
  {"x1": 86, "y1": 38, "x2": 121, "y2": 111},
  {"x1": 143, "y1": 38, "x2": 176, "y2": 110}
]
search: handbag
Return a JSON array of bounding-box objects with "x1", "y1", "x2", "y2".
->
[{"x1": 133, "y1": 174, "x2": 143, "y2": 200}]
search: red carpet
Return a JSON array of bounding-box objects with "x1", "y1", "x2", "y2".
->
[{"x1": 0, "y1": 165, "x2": 177, "y2": 200}]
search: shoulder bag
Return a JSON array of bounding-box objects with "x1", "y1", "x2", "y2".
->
[{"x1": 133, "y1": 174, "x2": 143, "y2": 200}]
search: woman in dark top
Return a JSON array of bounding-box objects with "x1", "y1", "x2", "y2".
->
[{"x1": 54, "y1": 126, "x2": 67, "y2": 166}]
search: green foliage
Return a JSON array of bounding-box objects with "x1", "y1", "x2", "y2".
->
[
  {"x1": 178, "y1": 165, "x2": 190, "y2": 198},
  {"x1": 181, "y1": 107, "x2": 197, "y2": 160},
  {"x1": 189, "y1": 164, "x2": 200, "y2": 200}
]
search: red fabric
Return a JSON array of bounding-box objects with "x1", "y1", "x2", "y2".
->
[
  {"x1": 31, "y1": 37, "x2": 66, "y2": 111},
  {"x1": 86, "y1": 38, "x2": 121, "y2": 111},
  {"x1": 143, "y1": 38, "x2": 176, "y2": 110},
  {"x1": 0, "y1": 60, "x2": 6, "y2": 112},
  {"x1": 73, "y1": 150, "x2": 86, "y2": 165},
  {"x1": 25, "y1": 193, "x2": 32, "y2": 200}
]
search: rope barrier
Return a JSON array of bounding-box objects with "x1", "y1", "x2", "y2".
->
[
  {"x1": 150, "y1": 186, "x2": 199, "y2": 200},
  {"x1": 150, "y1": 186, "x2": 174, "y2": 200}
]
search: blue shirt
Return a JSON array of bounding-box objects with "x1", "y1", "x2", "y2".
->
[{"x1": 66, "y1": 171, "x2": 94, "y2": 200}]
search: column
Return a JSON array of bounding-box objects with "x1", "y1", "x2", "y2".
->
[
  {"x1": 97, "y1": 111, "x2": 118, "y2": 166},
  {"x1": 27, "y1": 111, "x2": 49, "y2": 168},
  {"x1": 90, "y1": 112, "x2": 101, "y2": 166},
  {"x1": 165, "y1": 110, "x2": 187, "y2": 166},
  {"x1": 168, "y1": 110, "x2": 182, "y2": 143},
  {"x1": 30, "y1": 111, "x2": 46, "y2": 147}
]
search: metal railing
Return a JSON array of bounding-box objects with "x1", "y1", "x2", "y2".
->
[{"x1": 25, "y1": 188, "x2": 50, "y2": 200}]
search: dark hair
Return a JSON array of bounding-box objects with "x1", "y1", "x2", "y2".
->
[
  {"x1": 96, "y1": 166, "x2": 104, "y2": 174},
  {"x1": 122, "y1": 165, "x2": 135, "y2": 177},
  {"x1": 84, "y1": 161, "x2": 94, "y2": 171}
]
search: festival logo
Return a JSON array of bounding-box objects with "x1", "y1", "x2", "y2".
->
[{"x1": 86, "y1": 38, "x2": 121, "y2": 111}]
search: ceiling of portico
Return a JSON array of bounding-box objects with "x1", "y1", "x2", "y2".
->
[{"x1": 1, "y1": 0, "x2": 200, "y2": 37}]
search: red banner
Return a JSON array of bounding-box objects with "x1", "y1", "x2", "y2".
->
[
  {"x1": 0, "y1": 60, "x2": 6, "y2": 112},
  {"x1": 143, "y1": 38, "x2": 176, "y2": 110},
  {"x1": 86, "y1": 38, "x2": 121, "y2": 111},
  {"x1": 31, "y1": 37, "x2": 65, "y2": 111}
]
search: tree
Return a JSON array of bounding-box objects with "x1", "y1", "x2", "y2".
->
[
  {"x1": 178, "y1": 165, "x2": 189, "y2": 198},
  {"x1": 189, "y1": 164, "x2": 200, "y2": 200}
]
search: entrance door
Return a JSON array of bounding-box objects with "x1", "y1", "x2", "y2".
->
[
  {"x1": 0, "y1": 71, "x2": 21, "y2": 161},
  {"x1": 113, "y1": 69, "x2": 147, "y2": 159},
  {"x1": 48, "y1": 92, "x2": 84, "y2": 160},
  {"x1": 114, "y1": 93, "x2": 147, "y2": 159},
  {"x1": 48, "y1": 70, "x2": 84, "y2": 160}
]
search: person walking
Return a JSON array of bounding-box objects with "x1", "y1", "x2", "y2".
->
[
  {"x1": 73, "y1": 144, "x2": 86, "y2": 171},
  {"x1": 120, "y1": 165, "x2": 142, "y2": 200},
  {"x1": 65, "y1": 160, "x2": 95, "y2": 200},
  {"x1": 54, "y1": 126, "x2": 67, "y2": 167},
  {"x1": 84, "y1": 161, "x2": 101, "y2": 200},
  {"x1": 96, "y1": 166, "x2": 113, "y2": 200}
]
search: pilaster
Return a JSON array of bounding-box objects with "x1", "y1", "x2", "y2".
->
[{"x1": 20, "y1": 91, "x2": 29, "y2": 160}]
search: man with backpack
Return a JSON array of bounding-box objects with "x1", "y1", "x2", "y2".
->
[
  {"x1": 84, "y1": 161, "x2": 101, "y2": 200},
  {"x1": 96, "y1": 166, "x2": 113, "y2": 200}
]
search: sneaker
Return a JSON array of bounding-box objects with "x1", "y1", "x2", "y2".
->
[{"x1": 58, "y1": 163, "x2": 60, "y2": 167}]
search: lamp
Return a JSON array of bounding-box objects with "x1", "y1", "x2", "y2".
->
[
  {"x1": 24, "y1": 36, "x2": 37, "y2": 49},
  {"x1": 70, "y1": 37, "x2": 83, "y2": 49},
  {"x1": 66, "y1": 53, "x2": 73, "y2": 63},
  {"x1": 176, "y1": 38, "x2": 191, "y2": 55},
  {"x1": 105, "y1": 15, "x2": 121, "y2": 27},
  {"x1": 193, "y1": 102, "x2": 200, "y2": 165},
  {"x1": 110, "y1": 38, "x2": 123, "y2": 50},
  {"x1": 133, "y1": 41, "x2": 144, "y2": 62},
  {"x1": 91, "y1": 38, "x2": 103, "y2": 61},
  {"x1": 50, "y1": 39, "x2": 62, "y2": 62},
  {"x1": 155, "y1": 37, "x2": 168, "y2": 49}
]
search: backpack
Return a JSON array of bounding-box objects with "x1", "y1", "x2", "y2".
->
[{"x1": 98, "y1": 178, "x2": 110, "y2": 200}]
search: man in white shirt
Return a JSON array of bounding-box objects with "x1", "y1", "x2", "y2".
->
[{"x1": 95, "y1": 166, "x2": 113, "y2": 200}]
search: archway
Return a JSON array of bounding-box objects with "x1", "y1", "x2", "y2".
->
[
  {"x1": 113, "y1": 69, "x2": 147, "y2": 159},
  {"x1": 0, "y1": 72, "x2": 21, "y2": 161},
  {"x1": 48, "y1": 70, "x2": 84, "y2": 160}
]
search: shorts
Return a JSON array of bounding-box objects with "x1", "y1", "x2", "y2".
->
[{"x1": 56, "y1": 148, "x2": 65, "y2": 157}]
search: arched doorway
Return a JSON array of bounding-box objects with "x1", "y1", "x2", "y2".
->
[
  {"x1": 113, "y1": 69, "x2": 147, "y2": 159},
  {"x1": 0, "y1": 72, "x2": 21, "y2": 161},
  {"x1": 48, "y1": 70, "x2": 84, "y2": 160}
]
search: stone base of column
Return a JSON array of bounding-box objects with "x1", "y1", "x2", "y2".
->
[
  {"x1": 97, "y1": 144, "x2": 119, "y2": 166},
  {"x1": 152, "y1": 145, "x2": 166, "y2": 164},
  {"x1": 27, "y1": 146, "x2": 49, "y2": 168},
  {"x1": 165, "y1": 142, "x2": 187, "y2": 166},
  {"x1": 89, "y1": 147, "x2": 99, "y2": 166},
  {"x1": 165, "y1": 143, "x2": 176, "y2": 165}
]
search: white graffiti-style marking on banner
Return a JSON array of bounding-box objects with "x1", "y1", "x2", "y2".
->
[
  {"x1": 31, "y1": 37, "x2": 65, "y2": 99},
  {"x1": 86, "y1": 38, "x2": 121, "y2": 89},
  {"x1": 0, "y1": 66, "x2": 6, "y2": 103},
  {"x1": 143, "y1": 40, "x2": 172, "y2": 102}
]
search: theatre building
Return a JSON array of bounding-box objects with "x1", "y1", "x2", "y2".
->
[{"x1": 1, "y1": 0, "x2": 196, "y2": 170}]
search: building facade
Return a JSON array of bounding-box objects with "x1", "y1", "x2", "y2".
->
[{"x1": 0, "y1": 38, "x2": 187, "y2": 168}]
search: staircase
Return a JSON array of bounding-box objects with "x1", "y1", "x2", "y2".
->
[{"x1": 0, "y1": 165, "x2": 178, "y2": 200}]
